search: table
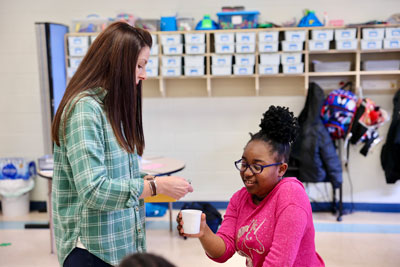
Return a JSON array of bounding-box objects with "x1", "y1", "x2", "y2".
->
[{"x1": 37, "y1": 156, "x2": 185, "y2": 253}]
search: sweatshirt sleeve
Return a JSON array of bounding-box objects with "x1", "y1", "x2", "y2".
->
[{"x1": 207, "y1": 192, "x2": 241, "y2": 263}]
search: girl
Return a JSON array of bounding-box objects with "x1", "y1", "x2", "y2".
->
[{"x1": 178, "y1": 106, "x2": 324, "y2": 267}]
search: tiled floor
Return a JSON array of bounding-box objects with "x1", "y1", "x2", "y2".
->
[{"x1": 1, "y1": 210, "x2": 400, "y2": 267}]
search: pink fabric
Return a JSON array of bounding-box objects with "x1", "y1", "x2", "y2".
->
[{"x1": 209, "y1": 177, "x2": 324, "y2": 267}]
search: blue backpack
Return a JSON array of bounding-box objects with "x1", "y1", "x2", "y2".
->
[{"x1": 320, "y1": 82, "x2": 358, "y2": 140}]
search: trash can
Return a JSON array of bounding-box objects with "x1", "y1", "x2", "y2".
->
[{"x1": 0, "y1": 158, "x2": 36, "y2": 217}]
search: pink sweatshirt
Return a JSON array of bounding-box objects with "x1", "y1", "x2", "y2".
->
[{"x1": 209, "y1": 177, "x2": 324, "y2": 267}]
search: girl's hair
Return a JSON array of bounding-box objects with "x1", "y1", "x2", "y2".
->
[
  {"x1": 119, "y1": 253, "x2": 176, "y2": 267},
  {"x1": 250, "y1": 105, "x2": 299, "y2": 162},
  {"x1": 51, "y1": 21, "x2": 152, "y2": 156}
]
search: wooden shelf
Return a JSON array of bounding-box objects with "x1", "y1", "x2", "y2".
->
[{"x1": 65, "y1": 25, "x2": 400, "y2": 97}]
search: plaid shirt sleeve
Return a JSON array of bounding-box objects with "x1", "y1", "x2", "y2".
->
[{"x1": 66, "y1": 98, "x2": 143, "y2": 210}]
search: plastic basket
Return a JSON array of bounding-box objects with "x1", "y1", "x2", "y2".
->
[{"x1": 217, "y1": 11, "x2": 260, "y2": 29}]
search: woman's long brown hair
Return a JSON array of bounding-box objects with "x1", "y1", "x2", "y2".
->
[{"x1": 52, "y1": 22, "x2": 152, "y2": 156}]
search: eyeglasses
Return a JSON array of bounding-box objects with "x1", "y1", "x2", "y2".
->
[{"x1": 234, "y1": 159, "x2": 282, "y2": 174}]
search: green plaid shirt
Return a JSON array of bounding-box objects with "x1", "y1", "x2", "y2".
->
[{"x1": 52, "y1": 88, "x2": 146, "y2": 266}]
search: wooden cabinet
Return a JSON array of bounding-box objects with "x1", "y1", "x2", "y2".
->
[{"x1": 64, "y1": 25, "x2": 400, "y2": 97}]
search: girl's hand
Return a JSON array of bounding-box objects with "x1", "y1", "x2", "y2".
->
[
  {"x1": 157, "y1": 176, "x2": 193, "y2": 200},
  {"x1": 177, "y1": 212, "x2": 207, "y2": 238}
]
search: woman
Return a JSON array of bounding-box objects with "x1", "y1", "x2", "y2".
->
[
  {"x1": 178, "y1": 106, "x2": 324, "y2": 267},
  {"x1": 52, "y1": 22, "x2": 193, "y2": 267}
]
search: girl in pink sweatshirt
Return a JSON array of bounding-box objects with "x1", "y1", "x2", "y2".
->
[{"x1": 178, "y1": 106, "x2": 325, "y2": 267}]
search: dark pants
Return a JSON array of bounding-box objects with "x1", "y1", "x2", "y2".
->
[{"x1": 64, "y1": 248, "x2": 113, "y2": 267}]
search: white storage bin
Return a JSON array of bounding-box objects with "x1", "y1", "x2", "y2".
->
[
  {"x1": 335, "y1": 28, "x2": 357, "y2": 40},
  {"x1": 68, "y1": 45, "x2": 88, "y2": 56},
  {"x1": 90, "y1": 35, "x2": 98, "y2": 44},
  {"x1": 285, "y1": 30, "x2": 306, "y2": 41},
  {"x1": 161, "y1": 34, "x2": 182, "y2": 45},
  {"x1": 162, "y1": 66, "x2": 182, "y2": 76},
  {"x1": 162, "y1": 56, "x2": 182, "y2": 67},
  {"x1": 313, "y1": 61, "x2": 351, "y2": 72},
  {"x1": 185, "y1": 44, "x2": 206, "y2": 54},
  {"x1": 362, "y1": 60, "x2": 400, "y2": 71},
  {"x1": 67, "y1": 67, "x2": 78, "y2": 78},
  {"x1": 335, "y1": 40, "x2": 357, "y2": 50},
  {"x1": 68, "y1": 36, "x2": 89, "y2": 46},
  {"x1": 309, "y1": 40, "x2": 330, "y2": 51},
  {"x1": 282, "y1": 63, "x2": 304, "y2": 74},
  {"x1": 214, "y1": 33, "x2": 235, "y2": 43},
  {"x1": 212, "y1": 65, "x2": 231, "y2": 75},
  {"x1": 184, "y1": 33, "x2": 205, "y2": 44},
  {"x1": 258, "y1": 42, "x2": 279, "y2": 52},
  {"x1": 151, "y1": 34, "x2": 158, "y2": 44},
  {"x1": 258, "y1": 31, "x2": 279, "y2": 42},
  {"x1": 163, "y1": 44, "x2": 183, "y2": 55},
  {"x1": 282, "y1": 41, "x2": 304, "y2": 52},
  {"x1": 235, "y1": 54, "x2": 255, "y2": 66},
  {"x1": 212, "y1": 55, "x2": 232, "y2": 66},
  {"x1": 184, "y1": 66, "x2": 204, "y2": 76},
  {"x1": 69, "y1": 57, "x2": 83, "y2": 68},
  {"x1": 281, "y1": 53, "x2": 302, "y2": 64},
  {"x1": 1, "y1": 193, "x2": 30, "y2": 217},
  {"x1": 362, "y1": 28, "x2": 385, "y2": 40},
  {"x1": 234, "y1": 65, "x2": 254, "y2": 75},
  {"x1": 361, "y1": 79, "x2": 398, "y2": 90},
  {"x1": 384, "y1": 39, "x2": 400, "y2": 49},
  {"x1": 147, "y1": 56, "x2": 159, "y2": 68},
  {"x1": 146, "y1": 67, "x2": 159, "y2": 77},
  {"x1": 312, "y1": 29, "x2": 334, "y2": 41},
  {"x1": 259, "y1": 64, "x2": 279, "y2": 75},
  {"x1": 184, "y1": 55, "x2": 205, "y2": 66},
  {"x1": 215, "y1": 43, "x2": 235, "y2": 54},
  {"x1": 361, "y1": 40, "x2": 382, "y2": 50},
  {"x1": 236, "y1": 32, "x2": 256, "y2": 43},
  {"x1": 236, "y1": 43, "x2": 256, "y2": 53},
  {"x1": 260, "y1": 53, "x2": 280, "y2": 65},
  {"x1": 150, "y1": 45, "x2": 159, "y2": 55},
  {"x1": 385, "y1": 27, "x2": 400, "y2": 39}
]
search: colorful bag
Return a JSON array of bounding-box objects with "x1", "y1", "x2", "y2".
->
[{"x1": 320, "y1": 83, "x2": 358, "y2": 140}]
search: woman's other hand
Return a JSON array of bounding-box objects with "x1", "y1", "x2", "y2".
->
[{"x1": 157, "y1": 176, "x2": 193, "y2": 200}]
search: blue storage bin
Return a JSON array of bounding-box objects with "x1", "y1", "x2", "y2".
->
[{"x1": 217, "y1": 11, "x2": 260, "y2": 29}]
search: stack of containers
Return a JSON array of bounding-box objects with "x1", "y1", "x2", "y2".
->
[
  {"x1": 234, "y1": 32, "x2": 256, "y2": 75},
  {"x1": 258, "y1": 31, "x2": 280, "y2": 74},
  {"x1": 384, "y1": 27, "x2": 400, "y2": 49},
  {"x1": 361, "y1": 27, "x2": 384, "y2": 50},
  {"x1": 67, "y1": 36, "x2": 89, "y2": 78},
  {"x1": 310, "y1": 29, "x2": 333, "y2": 51},
  {"x1": 146, "y1": 34, "x2": 159, "y2": 77},
  {"x1": 212, "y1": 32, "x2": 235, "y2": 75},
  {"x1": 161, "y1": 34, "x2": 183, "y2": 76},
  {"x1": 281, "y1": 30, "x2": 305, "y2": 74},
  {"x1": 335, "y1": 28, "x2": 357, "y2": 50},
  {"x1": 184, "y1": 33, "x2": 206, "y2": 76}
]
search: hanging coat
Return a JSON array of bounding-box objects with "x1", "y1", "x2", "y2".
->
[
  {"x1": 380, "y1": 89, "x2": 400, "y2": 184},
  {"x1": 290, "y1": 82, "x2": 343, "y2": 188}
]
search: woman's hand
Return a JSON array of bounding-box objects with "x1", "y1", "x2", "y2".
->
[
  {"x1": 177, "y1": 211, "x2": 207, "y2": 238},
  {"x1": 157, "y1": 176, "x2": 193, "y2": 200}
]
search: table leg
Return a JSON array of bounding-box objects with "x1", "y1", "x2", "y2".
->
[{"x1": 169, "y1": 202, "x2": 173, "y2": 232}]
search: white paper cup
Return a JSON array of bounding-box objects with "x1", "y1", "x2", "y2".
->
[{"x1": 181, "y1": 209, "x2": 202, "y2": 234}]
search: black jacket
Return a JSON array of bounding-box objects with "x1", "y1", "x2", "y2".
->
[
  {"x1": 381, "y1": 89, "x2": 400, "y2": 184},
  {"x1": 290, "y1": 83, "x2": 343, "y2": 188}
]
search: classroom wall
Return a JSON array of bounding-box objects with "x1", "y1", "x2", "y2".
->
[{"x1": 0, "y1": 0, "x2": 399, "y2": 205}]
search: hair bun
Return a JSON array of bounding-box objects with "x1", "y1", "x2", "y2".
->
[{"x1": 259, "y1": 106, "x2": 299, "y2": 144}]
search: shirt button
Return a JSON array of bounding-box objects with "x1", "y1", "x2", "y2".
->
[
  {"x1": 135, "y1": 207, "x2": 139, "y2": 212},
  {"x1": 138, "y1": 229, "x2": 141, "y2": 233}
]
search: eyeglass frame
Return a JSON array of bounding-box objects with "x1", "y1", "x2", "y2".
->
[{"x1": 234, "y1": 159, "x2": 283, "y2": 174}]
